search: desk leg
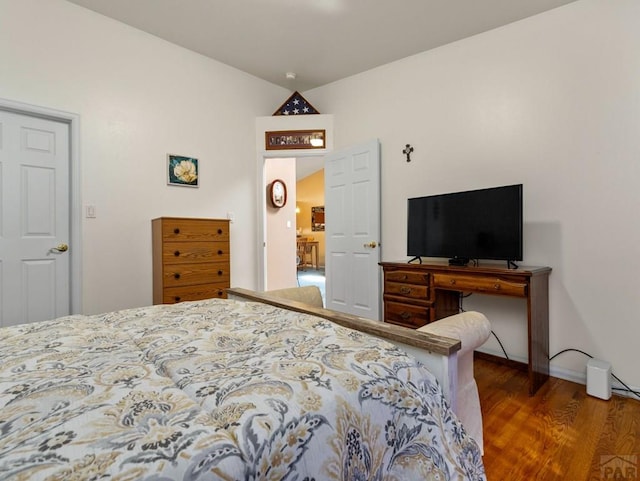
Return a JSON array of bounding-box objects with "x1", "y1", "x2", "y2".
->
[{"x1": 528, "y1": 274, "x2": 550, "y2": 395}]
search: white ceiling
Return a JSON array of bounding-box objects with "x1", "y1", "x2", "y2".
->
[
  {"x1": 66, "y1": 0, "x2": 577, "y2": 91},
  {"x1": 65, "y1": 0, "x2": 577, "y2": 182},
  {"x1": 295, "y1": 156, "x2": 324, "y2": 181}
]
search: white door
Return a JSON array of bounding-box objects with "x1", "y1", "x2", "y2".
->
[
  {"x1": 325, "y1": 139, "x2": 381, "y2": 319},
  {"x1": 0, "y1": 110, "x2": 71, "y2": 327}
]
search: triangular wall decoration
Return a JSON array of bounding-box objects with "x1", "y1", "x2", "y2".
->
[{"x1": 273, "y1": 91, "x2": 320, "y2": 116}]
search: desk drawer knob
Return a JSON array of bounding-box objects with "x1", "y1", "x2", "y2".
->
[
  {"x1": 173, "y1": 228, "x2": 180, "y2": 234},
  {"x1": 174, "y1": 273, "x2": 181, "y2": 279},
  {"x1": 218, "y1": 250, "x2": 223, "y2": 255},
  {"x1": 174, "y1": 296, "x2": 181, "y2": 302},
  {"x1": 218, "y1": 270, "x2": 223, "y2": 276},
  {"x1": 218, "y1": 229, "x2": 223, "y2": 234},
  {"x1": 174, "y1": 250, "x2": 180, "y2": 257}
]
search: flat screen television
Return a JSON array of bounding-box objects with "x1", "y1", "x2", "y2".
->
[{"x1": 407, "y1": 184, "x2": 523, "y2": 266}]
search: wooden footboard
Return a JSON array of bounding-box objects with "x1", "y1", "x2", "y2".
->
[{"x1": 227, "y1": 287, "x2": 461, "y2": 410}]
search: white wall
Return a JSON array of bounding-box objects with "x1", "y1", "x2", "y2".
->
[
  {"x1": 265, "y1": 158, "x2": 297, "y2": 289},
  {"x1": 0, "y1": 0, "x2": 288, "y2": 314},
  {"x1": 307, "y1": 0, "x2": 640, "y2": 389}
]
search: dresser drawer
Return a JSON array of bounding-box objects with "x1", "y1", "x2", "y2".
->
[
  {"x1": 384, "y1": 281, "x2": 428, "y2": 300},
  {"x1": 163, "y1": 284, "x2": 228, "y2": 304},
  {"x1": 385, "y1": 301, "x2": 431, "y2": 328},
  {"x1": 161, "y1": 219, "x2": 229, "y2": 242},
  {"x1": 162, "y1": 241, "x2": 229, "y2": 264},
  {"x1": 162, "y1": 262, "x2": 230, "y2": 288},
  {"x1": 384, "y1": 270, "x2": 429, "y2": 285},
  {"x1": 433, "y1": 273, "x2": 527, "y2": 297}
]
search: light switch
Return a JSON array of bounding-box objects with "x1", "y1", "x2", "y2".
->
[{"x1": 86, "y1": 205, "x2": 96, "y2": 218}]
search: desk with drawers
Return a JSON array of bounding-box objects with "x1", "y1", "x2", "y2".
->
[{"x1": 380, "y1": 261, "x2": 551, "y2": 395}]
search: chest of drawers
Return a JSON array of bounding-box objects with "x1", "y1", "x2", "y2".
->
[{"x1": 152, "y1": 217, "x2": 230, "y2": 304}]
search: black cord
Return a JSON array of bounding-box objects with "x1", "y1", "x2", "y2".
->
[
  {"x1": 460, "y1": 290, "x2": 511, "y2": 360},
  {"x1": 460, "y1": 291, "x2": 509, "y2": 360},
  {"x1": 491, "y1": 330, "x2": 510, "y2": 360},
  {"x1": 610, "y1": 374, "x2": 640, "y2": 399},
  {"x1": 549, "y1": 348, "x2": 593, "y2": 361},
  {"x1": 549, "y1": 348, "x2": 640, "y2": 400}
]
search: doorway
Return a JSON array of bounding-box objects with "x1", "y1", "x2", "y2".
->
[
  {"x1": 295, "y1": 162, "x2": 325, "y2": 303},
  {"x1": 261, "y1": 139, "x2": 381, "y2": 319},
  {"x1": 263, "y1": 155, "x2": 325, "y2": 296}
]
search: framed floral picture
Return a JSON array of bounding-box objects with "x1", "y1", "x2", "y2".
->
[{"x1": 167, "y1": 154, "x2": 198, "y2": 187}]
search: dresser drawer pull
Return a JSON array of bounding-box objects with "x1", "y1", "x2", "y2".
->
[
  {"x1": 218, "y1": 250, "x2": 223, "y2": 255},
  {"x1": 399, "y1": 286, "x2": 412, "y2": 294},
  {"x1": 218, "y1": 228, "x2": 223, "y2": 234},
  {"x1": 218, "y1": 270, "x2": 223, "y2": 276},
  {"x1": 449, "y1": 279, "x2": 456, "y2": 286},
  {"x1": 400, "y1": 311, "x2": 411, "y2": 320},
  {"x1": 217, "y1": 290, "x2": 223, "y2": 296},
  {"x1": 173, "y1": 228, "x2": 180, "y2": 234},
  {"x1": 174, "y1": 250, "x2": 180, "y2": 257},
  {"x1": 174, "y1": 296, "x2": 181, "y2": 302},
  {"x1": 174, "y1": 273, "x2": 181, "y2": 279},
  {"x1": 494, "y1": 283, "x2": 501, "y2": 290}
]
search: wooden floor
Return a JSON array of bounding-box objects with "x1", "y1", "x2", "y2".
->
[{"x1": 476, "y1": 358, "x2": 640, "y2": 480}]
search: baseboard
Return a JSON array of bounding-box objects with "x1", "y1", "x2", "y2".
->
[
  {"x1": 474, "y1": 351, "x2": 528, "y2": 372},
  {"x1": 475, "y1": 348, "x2": 639, "y2": 400}
]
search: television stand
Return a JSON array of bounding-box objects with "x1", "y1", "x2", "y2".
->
[{"x1": 380, "y1": 260, "x2": 552, "y2": 395}]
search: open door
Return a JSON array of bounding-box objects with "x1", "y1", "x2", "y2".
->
[{"x1": 324, "y1": 139, "x2": 381, "y2": 320}]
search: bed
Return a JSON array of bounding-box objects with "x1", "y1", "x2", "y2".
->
[{"x1": 0, "y1": 291, "x2": 486, "y2": 480}]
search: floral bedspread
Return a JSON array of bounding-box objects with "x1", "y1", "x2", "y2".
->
[{"x1": 0, "y1": 298, "x2": 485, "y2": 480}]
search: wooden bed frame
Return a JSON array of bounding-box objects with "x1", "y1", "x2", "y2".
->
[{"x1": 227, "y1": 288, "x2": 461, "y2": 411}]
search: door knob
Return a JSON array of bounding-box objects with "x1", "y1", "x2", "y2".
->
[
  {"x1": 51, "y1": 243, "x2": 69, "y2": 253},
  {"x1": 363, "y1": 241, "x2": 378, "y2": 249}
]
